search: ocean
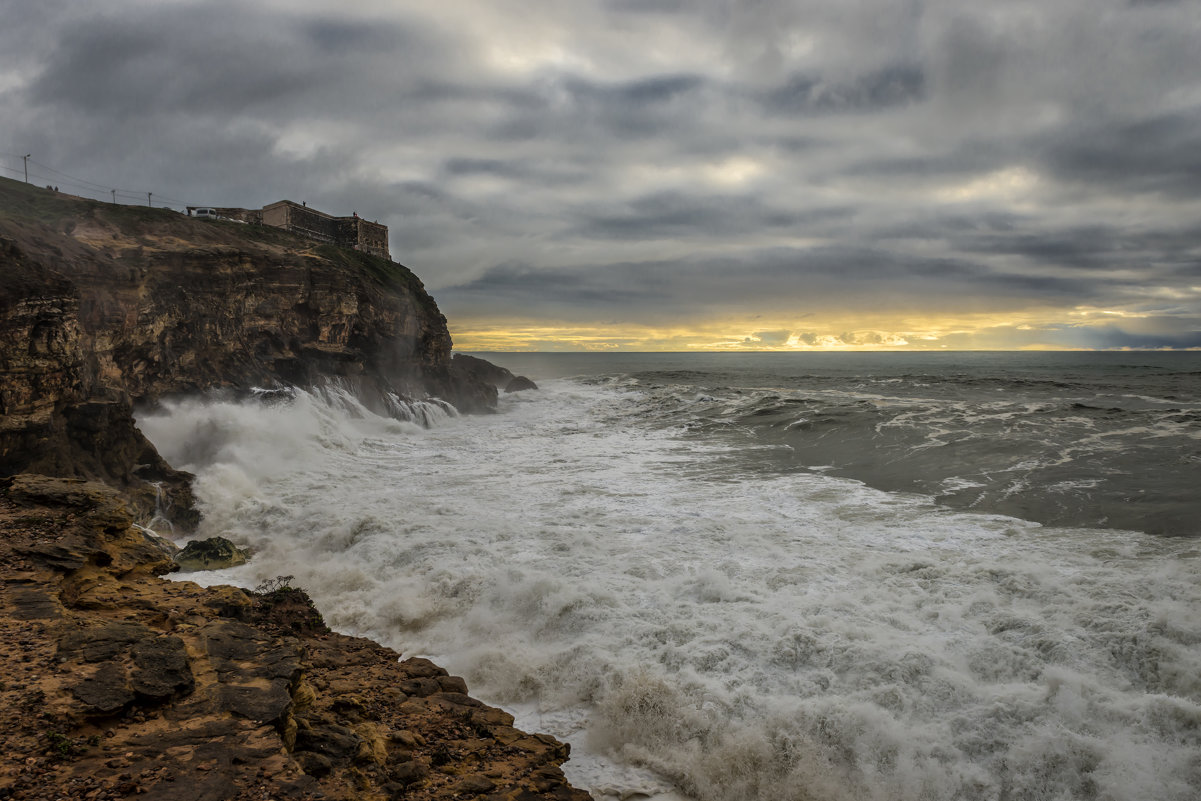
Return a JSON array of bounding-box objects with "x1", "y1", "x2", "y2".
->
[{"x1": 137, "y1": 351, "x2": 1201, "y2": 801}]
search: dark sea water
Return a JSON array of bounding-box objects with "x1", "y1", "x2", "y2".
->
[
  {"x1": 139, "y1": 351, "x2": 1201, "y2": 801},
  {"x1": 476, "y1": 351, "x2": 1201, "y2": 537}
]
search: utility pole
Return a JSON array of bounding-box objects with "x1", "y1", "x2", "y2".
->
[
  {"x1": 22, "y1": 154, "x2": 30, "y2": 183},
  {"x1": 147, "y1": 192, "x2": 152, "y2": 207},
  {"x1": 111, "y1": 189, "x2": 116, "y2": 204}
]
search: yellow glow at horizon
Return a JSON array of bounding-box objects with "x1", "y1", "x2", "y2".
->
[
  {"x1": 448, "y1": 310, "x2": 1097, "y2": 352},
  {"x1": 1069, "y1": 306, "x2": 1150, "y2": 319}
]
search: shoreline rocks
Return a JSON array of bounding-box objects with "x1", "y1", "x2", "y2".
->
[
  {"x1": 0, "y1": 177, "x2": 588, "y2": 800},
  {"x1": 451, "y1": 354, "x2": 538, "y2": 397},
  {"x1": 0, "y1": 476, "x2": 590, "y2": 800},
  {"x1": 174, "y1": 536, "x2": 250, "y2": 572}
]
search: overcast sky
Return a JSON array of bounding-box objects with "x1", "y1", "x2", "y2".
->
[{"x1": 2, "y1": 0, "x2": 1200, "y2": 350}]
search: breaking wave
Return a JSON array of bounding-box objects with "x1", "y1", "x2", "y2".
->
[{"x1": 137, "y1": 374, "x2": 1201, "y2": 801}]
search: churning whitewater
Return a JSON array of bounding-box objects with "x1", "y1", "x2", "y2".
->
[{"x1": 137, "y1": 359, "x2": 1201, "y2": 801}]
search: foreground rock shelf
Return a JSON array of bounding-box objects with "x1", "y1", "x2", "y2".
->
[{"x1": 0, "y1": 475, "x2": 590, "y2": 801}]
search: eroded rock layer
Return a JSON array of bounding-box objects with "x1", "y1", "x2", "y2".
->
[
  {"x1": 0, "y1": 178, "x2": 496, "y2": 526},
  {"x1": 0, "y1": 476, "x2": 589, "y2": 801}
]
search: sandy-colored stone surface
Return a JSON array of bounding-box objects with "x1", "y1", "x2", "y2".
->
[{"x1": 0, "y1": 475, "x2": 590, "y2": 801}]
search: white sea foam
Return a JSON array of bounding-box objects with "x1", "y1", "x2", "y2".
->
[{"x1": 139, "y1": 381, "x2": 1201, "y2": 801}]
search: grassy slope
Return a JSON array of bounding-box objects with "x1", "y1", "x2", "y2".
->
[{"x1": 0, "y1": 176, "x2": 429, "y2": 298}]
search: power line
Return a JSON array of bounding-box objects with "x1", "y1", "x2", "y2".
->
[
  {"x1": 4, "y1": 151, "x2": 208, "y2": 210},
  {"x1": 27, "y1": 158, "x2": 116, "y2": 193}
]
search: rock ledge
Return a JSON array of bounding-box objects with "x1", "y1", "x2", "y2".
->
[{"x1": 0, "y1": 475, "x2": 589, "y2": 801}]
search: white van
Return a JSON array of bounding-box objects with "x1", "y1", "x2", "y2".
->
[{"x1": 192, "y1": 208, "x2": 219, "y2": 219}]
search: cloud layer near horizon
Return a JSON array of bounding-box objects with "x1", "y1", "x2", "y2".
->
[{"x1": 2, "y1": 0, "x2": 1200, "y2": 349}]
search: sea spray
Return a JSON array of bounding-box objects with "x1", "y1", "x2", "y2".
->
[{"x1": 137, "y1": 370, "x2": 1201, "y2": 801}]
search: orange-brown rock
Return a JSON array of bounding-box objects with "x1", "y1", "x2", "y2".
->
[
  {"x1": 0, "y1": 475, "x2": 590, "y2": 801},
  {"x1": 0, "y1": 177, "x2": 499, "y2": 528}
]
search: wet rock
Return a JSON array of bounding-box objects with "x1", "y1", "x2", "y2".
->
[
  {"x1": 130, "y1": 635, "x2": 194, "y2": 699},
  {"x1": 174, "y1": 536, "x2": 250, "y2": 571},
  {"x1": 296, "y1": 751, "x2": 333, "y2": 777},
  {"x1": 401, "y1": 657, "x2": 449, "y2": 678},
  {"x1": 471, "y1": 707, "x2": 516, "y2": 728},
  {"x1": 436, "y1": 692, "x2": 484, "y2": 709},
  {"x1": 16, "y1": 538, "x2": 94, "y2": 571},
  {"x1": 399, "y1": 677, "x2": 442, "y2": 697},
  {"x1": 451, "y1": 353, "x2": 515, "y2": 388},
  {"x1": 295, "y1": 724, "x2": 361, "y2": 759},
  {"x1": 139, "y1": 528, "x2": 179, "y2": 560},
  {"x1": 58, "y1": 620, "x2": 155, "y2": 662},
  {"x1": 455, "y1": 774, "x2": 498, "y2": 795},
  {"x1": 201, "y1": 620, "x2": 301, "y2": 680},
  {"x1": 218, "y1": 683, "x2": 294, "y2": 723},
  {"x1": 6, "y1": 475, "x2": 127, "y2": 521},
  {"x1": 73, "y1": 662, "x2": 134, "y2": 713},
  {"x1": 201, "y1": 620, "x2": 268, "y2": 663},
  {"x1": 438, "y1": 674, "x2": 469, "y2": 694},
  {"x1": 504, "y1": 376, "x2": 538, "y2": 393},
  {"x1": 388, "y1": 760, "x2": 427, "y2": 785},
  {"x1": 8, "y1": 585, "x2": 62, "y2": 619}
]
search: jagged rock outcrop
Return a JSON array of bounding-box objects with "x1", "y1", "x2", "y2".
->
[
  {"x1": 174, "y1": 536, "x2": 251, "y2": 572},
  {"x1": 0, "y1": 238, "x2": 197, "y2": 528},
  {"x1": 504, "y1": 376, "x2": 539, "y2": 393},
  {"x1": 0, "y1": 177, "x2": 496, "y2": 527},
  {"x1": 451, "y1": 353, "x2": 537, "y2": 397},
  {"x1": 0, "y1": 476, "x2": 589, "y2": 800}
]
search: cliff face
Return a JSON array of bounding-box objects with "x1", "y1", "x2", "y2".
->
[
  {"x1": 0, "y1": 178, "x2": 494, "y2": 526},
  {"x1": 0, "y1": 236, "x2": 197, "y2": 526},
  {"x1": 0, "y1": 181, "x2": 592, "y2": 800}
]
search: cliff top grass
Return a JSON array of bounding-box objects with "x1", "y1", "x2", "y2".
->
[
  {"x1": 0, "y1": 176, "x2": 427, "y2": 297},
  {"x1": 0, "y1": 176, "x2": 301, "y2": 251}
]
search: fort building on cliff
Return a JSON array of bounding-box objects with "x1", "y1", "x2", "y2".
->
[{"x1": 187, "y1": 200, "x2": 390, "y2": 260}]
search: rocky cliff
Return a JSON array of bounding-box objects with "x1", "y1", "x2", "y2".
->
[
  {"x1": 0, "y1": 475, "x2": 587, "y2": 801},
  {"x1": 0, "y1": 178, "x2": 589, "y2": 800},
  {"x1": 0, "y1": 177, "x2": 495, "y2": 527}
]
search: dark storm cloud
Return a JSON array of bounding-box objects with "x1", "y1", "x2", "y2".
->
[
  {"x1": 27, "y1": 6, "x2": 435, "y2": 116},
  {"x1": 845, "y1": 142, "x2": 1014, "y2": 181},
  {"x1": 1089, "y1": 326, "x2": 1201, "y2": 350},
  {"x1": 762, "y1": 65, "x2": 926, "y2": 115},
  {"x1": 1037, "y1": 109, "x2": 1201, "y2": 198},
  {"x1": 3, "y1": 0, "x2": 1200, "y2": 348},
  {"x1": 870, "y1": 212, "x2": 1028, "y2": 241},
  {"x1": 587, "y1": 74, "x2": 707, "y2": 106},
  {"x1": 486, "y1": 73, "x2": 712, "y2": 141},
  {"x1": 951, "y1": 225, "x2": 1199, "y2": 270},
  {"x1": 565, "y1": 192, "x2": 847, "y2": 241},
  {"x1": 439, "y1": 157, "x2": 593, "y2": 187},
  {"x1": 441, "y1": 244, "x2": 1099, "y2": 323}
]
